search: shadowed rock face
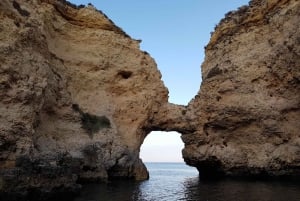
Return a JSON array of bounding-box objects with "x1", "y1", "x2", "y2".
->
[{"x1": 0, "y1": 0, "x2": 299, "y2": 199}]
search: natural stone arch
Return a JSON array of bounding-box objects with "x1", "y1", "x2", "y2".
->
[{"x1": 0, "y1": 0, "x2": 299, "y2": 199}]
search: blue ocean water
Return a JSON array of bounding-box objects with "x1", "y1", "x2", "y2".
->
[{"x1": 75, "y1": 163, "x2": 300, "y2": 201}]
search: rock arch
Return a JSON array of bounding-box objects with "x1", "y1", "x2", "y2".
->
[{"x1": 0, "y1": 0, "x2": 299, "y2": 199}]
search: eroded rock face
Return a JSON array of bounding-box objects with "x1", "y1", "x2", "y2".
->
[
  {"x1": 0, "y1": 0, "x2": 169, "y2": 198},
  {"x1": 0, "y1": 0, "x2": 299, "y2": 199},
  {"x1": 183, "y1": 0, "x2": 300, "y2": 177}
]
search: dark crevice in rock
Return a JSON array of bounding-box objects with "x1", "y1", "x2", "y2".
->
[
  {"x1": 12, "y1": 1, "x2": 30, "y2": 17},
  {"x1": 206, "y1": 65, "x2": 223, "y2": 79}
]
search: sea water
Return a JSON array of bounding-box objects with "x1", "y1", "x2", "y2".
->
[{"x1": 75, "y1": 162, "x2": 300, "y2": 201}]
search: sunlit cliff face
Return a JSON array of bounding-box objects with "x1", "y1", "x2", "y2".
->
[{"x1": 183, "y1": 0, "x2": 300, "y2": 177}]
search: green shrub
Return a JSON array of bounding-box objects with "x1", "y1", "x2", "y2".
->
[
  {"x1": 81, "y1": 113, "x2": 111, "y2": 135},
  {"x1": 72, "y1": 104, "x2": 111, "y2": 137}
]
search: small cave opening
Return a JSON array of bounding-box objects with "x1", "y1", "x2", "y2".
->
[
  {"x1": 139, "y1": 131, "x2": 198, "y2": 178},
  {"x1": 117, "y1": 70, "x2": 133, "y2": 79}
]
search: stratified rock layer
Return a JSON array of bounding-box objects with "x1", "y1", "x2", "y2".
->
[{"x1": 183, "y1": 0, "x2": 300, "y2": 177}]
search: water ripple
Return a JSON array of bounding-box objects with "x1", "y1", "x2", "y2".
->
[{"x1": 75, "y1": 163, "x2": 300, "y2": 201}]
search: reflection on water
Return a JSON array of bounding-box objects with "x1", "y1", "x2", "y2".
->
[
  {"x1": 74, "y1": 163, "x2": 300, "y2": 201},
  {"x1": 74, "y1": 180, "x2": 140, "y2": 201},
  {"x1": 183, "y1": 177, "x2": 300, "y2": 201}
]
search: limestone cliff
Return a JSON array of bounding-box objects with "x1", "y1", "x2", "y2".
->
[
  {"x1": 183, "y1": 0, "x2": 300, "y2": 177},
  {"x1": 0, "y1": 0, "x2": 169, "y2": 198},
  {"x1": 0, "y1": 0, "x2": 299, "y2": 199}
]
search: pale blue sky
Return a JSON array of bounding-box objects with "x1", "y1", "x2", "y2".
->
[{"x1": 71, "y1": 0, "x2": 250, "y2": 162}]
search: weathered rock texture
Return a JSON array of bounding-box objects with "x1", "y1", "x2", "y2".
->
[
  {"x1": 0, "y1": 0, "x2": 174, "y2": 199},
  {"x1": 0, "y1": 0, "x2": 299, "y2": 199},
  {"x1": 182, "y1": 0, "x2": 300, "y2": 177}
]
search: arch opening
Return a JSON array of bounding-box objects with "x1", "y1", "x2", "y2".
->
[
  {"x1": 140, "y1": 131, "x2": 185, "y2": 163},
  {"x1": 139, "y1": 131, "x2": 198, "y2": 182}
]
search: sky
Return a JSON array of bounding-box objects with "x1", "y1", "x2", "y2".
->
[{"x1": 71, "y1": 0, "x2": 250, "y2": 162}]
